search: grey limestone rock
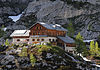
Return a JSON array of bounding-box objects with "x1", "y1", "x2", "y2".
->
[{"x1": 1, "y1": 55, "x2": 15, "y2": 65}]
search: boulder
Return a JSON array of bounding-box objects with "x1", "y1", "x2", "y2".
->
[{"x1": 1, "y1": 55, "x2": 15, "y2": 65}]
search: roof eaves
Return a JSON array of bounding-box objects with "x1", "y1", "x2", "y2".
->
[
  {"x1": 57, "y1": 36, "x2": 75, "y2": 43},
  {"x1": 29, "y1": 22, "x2": 38, "y2": 29},
  {"x1": 29, "y1": 22, "x2": 68, "y2": 31}
]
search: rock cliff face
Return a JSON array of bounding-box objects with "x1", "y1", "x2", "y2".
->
[
  {"x1": 22, "y1": 0, "x2": 99, "y2": 24},
  {"x1": 0, "y1": 45, "x2": 97, "y2": 70},
  {"x1": 0, "y1": 0, "x2": 32, "y2": 15},
  {"x1": 0, "y1": 0, "x2": 32, "y2": 26},
  {"x1": 16, "y1": 0, "x2": 100, "y2": 39},
  {"x1": 73, "y1": 0, "x2": 100, "y2": 5},
  {"x1": 0, "y1": 0, "x2": 33, "y2": 43},
  {"x1": 71, "y1": 12, "x2": 100, "y2": 39},
  {"x1": 1, "y1": 0, "x2": 100, "y2": 40}
]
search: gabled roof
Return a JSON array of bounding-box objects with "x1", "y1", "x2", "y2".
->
[
  {"x1": 30, "y1": 22, "x2": 68, "y2": 31},
  {"x1": 10, "y1": 30, "x2": 30, "y2": 37},
  {"x1": 58, "y1": 36, "x2": 75, "y2": 43}
]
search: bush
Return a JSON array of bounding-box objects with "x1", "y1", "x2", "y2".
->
[
  {"x1": 5, "y1": 39, "x2": 9, "y2": 46},
  {"x1": 23, "y1": 43, "x2": 28, "y2": 46},
  {"x1": 30, "y1": 53, "x2": 36, "y2": 67},
  {"x1": 19, "y1": 46, "x2": 28, "y2": 57}
]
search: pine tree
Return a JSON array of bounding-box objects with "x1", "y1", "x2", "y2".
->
[
  {"x1": 30, "y1": 53, "x2": 36, "y2": 67},
  {"x1": 1, "y1": 25, "x2": 4, "y2": 29},
  {"x1": 82, "y1": 45, "x2": 89, "y2": 57},
  {"x1": 95, "y1": 42, "x2": 99, "y2": 53},
  {"x1": 75, "y1": 32, "x2": 89, "y2": 56},
  {"x1": 90, "y1": 41, "x2": 95, "y2": 56},
  {"x1": 67, "y1": 21, "x2": 75, "y2": 37},
  {"x1": 95, "y1": 42, "x2": 99, "y2": 56},
  {"x1": 75, "y1": 32, "x2": 85, "y2": 55},
  {"x1": 0, "y1": 25, "x2": 5, "y2": 38},
  {"x1": 5, "y1": 39, "x2": 9, "y2": 46},
  {"x1": 76, "y1": 32, "x2": 83, "y2": 41},
  {"x1": 90, "y1": 41, "x2": 100, "y2": 57},
  {"x1": 21, "y1": 46, "x2": 27, "y2": 56}
]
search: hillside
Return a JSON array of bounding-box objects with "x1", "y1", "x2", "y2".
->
[
  {"x1": 0, "y1": 0, "x2": 100, "y2": 69},
  {"x1": 0, "y1": 44, "x2": 97, "y2": 70}
]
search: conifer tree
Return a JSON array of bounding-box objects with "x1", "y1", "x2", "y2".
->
[
  {"x1": 1, "y1": 25, "x2": 4, "y2": 29},
  {"x1": 90, "y1": 41, "x2": 94, "y2": 51},
  {"x1": 5, "y1": 39, "x2": 9, "y2": 46},
  {"x1": 75, "y1": 32, "x2": 84, "y2": 55},
  {"x1": 94, "y1": 42, "x2": 99, "y2": 56},
  {"x1": 90, "y1": 41, "x2": 95, "y2": 56},
  {"x1": 76, "y1": 32, "x2": 83, "y2": 41},
  {"x1": 0, "y1": 25, "x2": 5, "y2": 38},
  {"x1": 90, "y1": 41, "x2": 100, "y2": 57},
  {"x1": 75, "y1": 32, "x2": 89, "y2": 56},
  {"x1": 21, "y1": 46, "x2": 27, "y2": 56},
  {"x1": 95, "y1": 42, "x2": 99, "y2": 53},
  {"x1": 30, "y1": 53, "x2": 36, "y2": 67},
  {"x1": 67, "y1": 21, "x2": 75, "y2": 37}
]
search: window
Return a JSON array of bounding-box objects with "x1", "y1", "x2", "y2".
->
[
  {"x1": 58, "y1": 32, "x2": 60, "y2": 35},
  {"x1": 42, "y1": 32, "x2": 44, "y2": 35},
  {"x1": 36, "y1": 27, "x2": 41, "y2": 29},
  {"x1": 49, "y1": 39, "x2": 51, "y2": 41},
  {"x1": 29, "y1": 32, "x2": 31, "y2": 35},
  {"x1": 26, "y1": 39, "x2": 29, "y2": 41},
  {"x1": 33, "y1": 33, "x2": 35, "y2": 35},
  {"x1": 17, "y1": 39, "x2": 20, "y2": 41},
  {"x1": 38, "y1": 32, "x2": 40, "y2": 35},
  {"x1": 35, "y1": 33, "x2": 37, "y2": 35},
  {"x1": 36, "y1": 27, "x2": 39, "y2": 29},
  {"x1": 32, "y1": 39, "x2": 35, "y2": 41},
  {"x1": 41, "y1": 39, "x2": 44, "y2": 41},
  {"x1": 40, "y1": 27, "x2": 42, "y2": 29},
  {"x1": 37, "y1": 39, "x2": 40, "y2": 41},
  {"x1": 53, "y1": 39, "x2": 55, "y2": 42},
  {"x1": 69, "y1": 51, "x2": 73, "y2": 53},
  {"x1": 56, "y1": 39, "x2": 57, "y2": 42}
]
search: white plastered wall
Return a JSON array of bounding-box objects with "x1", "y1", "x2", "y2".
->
[
  {"x1": 64, "y1": 43, "x2": 75, "y2": 53},
  {"x1": 12, "y1": 37, "x2": 57, "y2": 44}
]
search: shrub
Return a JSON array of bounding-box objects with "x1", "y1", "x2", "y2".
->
[
  {"x1": 5, "y1": 39, "x2": 9, "y2": 46},
  {"x1": 30, "y1": 53, "x2": 36, "y2": 67},
  {"x1": 19, "y1": 46, "x2": 28, "y2": 57}
]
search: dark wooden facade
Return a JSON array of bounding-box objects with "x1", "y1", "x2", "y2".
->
[{"x1": 30, "y1": 23, "x2": 66, "y2": 37}]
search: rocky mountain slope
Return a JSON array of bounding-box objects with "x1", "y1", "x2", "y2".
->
[
  {"x1": 0, "y1": 0, "x2": 32, "y2": 26},
  {"x1": 73, "y1": 0, "x2": 100, "y2": 4},
  {"x1": 0, "y1": 45, "x2": 98, "y2": 70},
  {"x1": 16, "y1": 0, "x2": 100, "y2": 39},
  {"x1": 1, "y1": 0, "x2": 100, "y2": 40},
  {"x1": 0, "y1": 0, "x2": 32, "y2": 43}
]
